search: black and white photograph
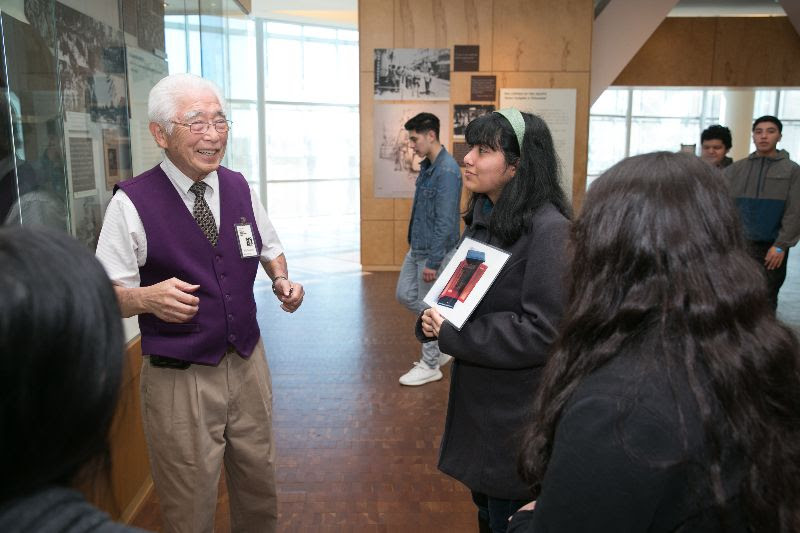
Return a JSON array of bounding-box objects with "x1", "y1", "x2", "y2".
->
[
  {"x1": 73, "y1": 194, "x2": 102, "y2": 251},
  {"x1": 373, "y1": 102, "x2": 450, "y2": 198},
  {"x1": 453, "y1": 104, "x2": 495, "y2": 136},
  {"x1": 137, "y1": 0, "x2": 165, "y2": 54},
  {"x1": 56, "y1": 2, "x2": 129, "y2": 126},
  {"x1": 374, "y1": 48, "x2": 450, "y2": 101},
  {"x1": 103, "y1": 128, "x2": 133, "y2": 190}
]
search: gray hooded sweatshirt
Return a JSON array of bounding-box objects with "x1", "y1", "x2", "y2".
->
[{"x1": 724, "y1": 149, "x2": 800, "y2": 248}]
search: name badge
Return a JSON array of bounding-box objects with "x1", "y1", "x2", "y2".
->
[{"x1": 235, "y1": 222, "x2": 258, "y2": 258}]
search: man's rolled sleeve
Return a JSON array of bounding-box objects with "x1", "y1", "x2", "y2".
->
[
  {"x1": 250, "y1": 186, "x2": 284, "y2": 262},
  {"x1": 425, "y1": 166, "x2": 461, "y2": 270},
  {"x1": 95, "y1": 191, "x2": 145, "y2": 288}
]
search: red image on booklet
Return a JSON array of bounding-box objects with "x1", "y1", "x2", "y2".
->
[{"x1": 437, "y1": 249, "x2": 487, "y2": 308}]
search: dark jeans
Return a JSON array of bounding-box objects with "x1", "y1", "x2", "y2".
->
[
  {"x1": 749, "y1": 241, "x2": 789, "y2": 310},
  {"x1": 472, "y1": 491, "x2": 530, "y2": 533}
]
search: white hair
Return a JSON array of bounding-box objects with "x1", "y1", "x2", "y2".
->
[{"x1": 148, "y1": 73, "x2": 225, "y2": 134}]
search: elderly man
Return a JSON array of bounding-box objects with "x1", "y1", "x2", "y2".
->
[{"x1": 96, "y1": 73, "x2": 304, "y2": 533}]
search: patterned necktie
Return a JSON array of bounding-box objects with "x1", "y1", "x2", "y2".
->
[{"x1": 189, "y1": 181, "x2": 218, "y2": 246}]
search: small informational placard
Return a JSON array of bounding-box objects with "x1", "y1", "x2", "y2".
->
[
  {"x1": 454, "y1": 45, "x2": 479, "y2": 71},
  {"x1": 423, "y1": 237, "x2": 511, "y2": 330},
  {"x1": 470, "y1": 75, "x2": 496, "y2": 101},
  {"x1": 68, "y1": 136, "x2": 96, "y2": 193},
  {"x1": 500, "y1": 88, "x2": 577, "y2": 197},
  {"x1": 452, "y1": 141, "x2": 470, "y2": 167}
]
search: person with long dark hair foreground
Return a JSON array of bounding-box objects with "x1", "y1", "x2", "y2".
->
[
  {"x1": 419, "y1": 109, "x2": 571, "y2": 533},
  {"x1": 509, "y1": 152, "x2": 800, "y2": 532},
  {"x1": 0, "y1": 227, "x2": 145, "y2": 532}
]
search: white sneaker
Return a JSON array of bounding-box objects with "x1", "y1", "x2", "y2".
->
[
  {"x1": 438, "y1": 353, "x2": 453, "y2": 367},
  {"x1": 399, "y1": 362, "x2": 443, "y2": 386}
]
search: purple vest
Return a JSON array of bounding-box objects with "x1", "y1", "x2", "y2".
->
[{"x1": 117, "y1": 165, "x2": 262, "y2": 365}]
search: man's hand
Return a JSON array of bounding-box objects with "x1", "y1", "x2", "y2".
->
[
  {"x1": 143, "y1": 278, "x2": 200, "y2": 322},
  {"x1": 422, "y1": 266, "x2": 437, "y2": 283},
  {"x1": 273, "y1": 278, "x2": 304, "y2": 313},
  {"x1": 421, "y1": 307, "x2": 444, "y2": 337},
  {"x1": 114, "y1": 277, "x2": 199, "y2": 322},
  {"x1": 765, "y1": 246, "x2": 786, "y2": 270}
]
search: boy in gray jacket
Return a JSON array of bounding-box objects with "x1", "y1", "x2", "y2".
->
[{"x1": 725, "y1": 115, "x2": 800, "y2": 309}]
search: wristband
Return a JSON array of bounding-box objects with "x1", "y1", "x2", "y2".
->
[
  {"x1": 271, "y1": 275, "x2": 288, "y2": 293},
  {"x1": 775, "y1": 247, "x2": 784, "y2": 253}
]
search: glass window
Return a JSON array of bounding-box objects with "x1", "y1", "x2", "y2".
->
[
  {"x1": 227, "y1": 19, "x2": 257, "y2": 101},
  {"x1": 779, "y1": 90, "x2": 800, "y2": 119},
  {"x1": 779, "y1": 121, "x2": 800, "y2": 160},
  {"x1": 265, "y1": 37, "x2": 303, "y2": 100},
  {"x1": 587, "y1": 116, "x2": 627, "y2": 176},
  {"x1": 264, "y1": 104, "x2": 359, "y2": 183},
  {"x1": 304, "y1": 26, "x2": 337, "y2": 39},
  {"x1": 337, "y1": 29, "x2": 359, "y2": 42},
  {"x1": 227, "y1": 102, "x2": 260, "y2": 187},
  {"x1": 165, "y1": 17, "x2": 188, "y2": 74},
  {"x1": 630, "y1": 117, "x2": 701, "y2": 155},
  {"x1": 753, "y1": 90, "x2": 777, "y2": 117},
  {"x1": 304, "y1": 41, "x2": 339, "y2": 102},
  {"x1": 266, "y1": 21, "x2": 301, "y2": 36},
  {"x1": 586, "y1": 87, "x2": 798, "y2": 186},
  {"x1": 632, "y1": 89, "x2": 703, "y2": 117},
  {"x1": 591, "y1": 89, "x2": 628, "y2": 116},
  {"x1": 703, "y1": 90, "x2": 722, "y2": 124}
]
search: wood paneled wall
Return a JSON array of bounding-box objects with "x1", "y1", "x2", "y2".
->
[
  {"x1": 614, "y1": 17, "x2": 800, "y2": 86},
  {"x1": 89, "y1": 338, "x2": 152, "y2": 522},
  {"x1": 359, "y1": 0, "x2": 594, "y2": 270}
]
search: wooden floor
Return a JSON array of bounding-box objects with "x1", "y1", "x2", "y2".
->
[{"x1": 130, "y1": 271, "x2": 476, "y2": 532}]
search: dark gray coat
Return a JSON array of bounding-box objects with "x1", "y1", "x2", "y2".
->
[{"x1": 420, "y1": 197, "x2": 569, "y2": 500}]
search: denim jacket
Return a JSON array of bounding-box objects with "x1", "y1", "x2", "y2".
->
[{"x1": 407, "y1": 147, "x2": 462, "y2": 269}]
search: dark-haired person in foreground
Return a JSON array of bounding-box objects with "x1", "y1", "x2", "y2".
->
[
  {"x1": 724, "y1": 115, "x2": 800, "y2": 310},
  {"x1": 0, "y1": 227, "x2": 146, "y2": 532},
  {"x1": 700, "y1": 124, "x2": 733, "y2": 168},
  {"x1": 419, "y1": 109, "x2": 570, "y2": 533},
  {"x1": 509, "y1": 152, "x2": 800, "y2": 533}
]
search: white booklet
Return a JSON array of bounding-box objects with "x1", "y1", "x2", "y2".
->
[{"x1": 423, "y1": 237, "x2": 512, "y2": 330}]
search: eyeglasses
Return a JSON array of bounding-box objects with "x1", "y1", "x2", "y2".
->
[{"x1": 171, "y1": 119, "x2": 232, "y2": 134}]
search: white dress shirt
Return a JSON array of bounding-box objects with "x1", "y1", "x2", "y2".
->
[{"x1": 96, "y1": 157, "x2": 283, "y2": 288}]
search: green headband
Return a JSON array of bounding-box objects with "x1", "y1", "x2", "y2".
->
[{"x1": 494, "y1": 108, "x2": 525, "y2": 151}]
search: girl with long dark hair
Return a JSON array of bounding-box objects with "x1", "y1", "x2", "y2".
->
[
  {"x1": 0, "y1": 227, "x2": 144, "y2": 532},
  {"x1": 419, "y1": 109, "x2": 571, "y2": 533},
  {"x1": 509, "y1": 152, "x2": 800, "y2": 532}
]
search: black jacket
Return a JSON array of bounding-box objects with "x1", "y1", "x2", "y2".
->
[
  {"x1": 419, "y1": 198, "x2": 569, "y2": 499},
  {"x1": 508, "y1": 349, "x2": 747, "y2": 532},
  {"x1": 0, "y1": 487, "x2": 147, "y2": 532}
]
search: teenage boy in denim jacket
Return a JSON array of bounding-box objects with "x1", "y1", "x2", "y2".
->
[{"x1": 396, "y1": 112, "x2": 462, "y2": 386}]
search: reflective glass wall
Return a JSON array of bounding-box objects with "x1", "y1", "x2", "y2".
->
[{"x1": 0, "y1": 0, "x2": 243, "y2": 249}]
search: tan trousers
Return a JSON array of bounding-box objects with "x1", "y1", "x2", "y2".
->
[{"x1": 140, "y1": 340, "x2": 277, "y2": 533}]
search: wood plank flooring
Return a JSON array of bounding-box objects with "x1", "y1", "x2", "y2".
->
[{"x1": 130, "y1": 271, "x2": 476, "y2": 532}]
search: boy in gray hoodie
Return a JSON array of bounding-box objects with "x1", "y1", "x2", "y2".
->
[{"x1": 725, "y1": 115, "x2": 800, "y2": 309}]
